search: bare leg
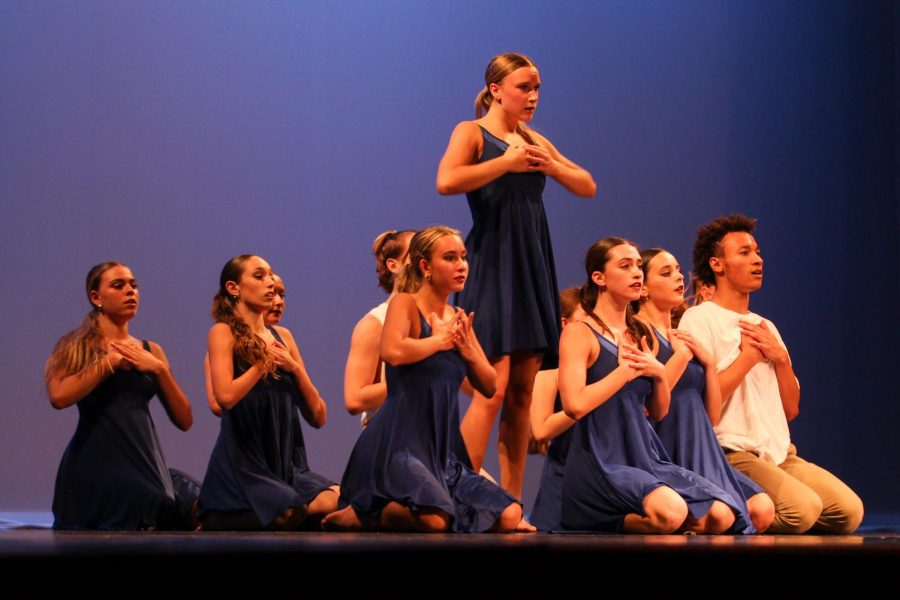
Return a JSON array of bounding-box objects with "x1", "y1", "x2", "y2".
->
[
  {"x1": 461, "y1": 356, "x2": 509, "y2": 473},
  {"x1": 746, "y1": 492, "x2": 776, "y2": 533},
  {"x1": 622, "y1": 486, "x2": 688, "y2": 534},
  {"x1": 380, "y1": 502, "x2": 451, "y2": 533},
  {"x1": 681, "y1": 500, "x2": 735, "y2": 534},
  {"x1": 497, "y1": 352, "x2": 542, "y2": 498}
]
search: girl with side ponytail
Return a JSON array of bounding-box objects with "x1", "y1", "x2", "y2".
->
[
  {"x1": 558, "y1": 238, "x2": 744, "y2": 534},
  {"x1": 48, "y1": 262, "x2": 198, "y2": 530},
  {"x1": 199, "y1": 255, "x2": 338, "y2": 531},
  {"x1": 436, "y1": 52, "x2": 597, "y2": 501}
]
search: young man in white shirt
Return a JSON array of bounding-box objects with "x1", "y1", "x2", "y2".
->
[{"x1": 678, "y1": 214, "x2": 863, "y2": 534}]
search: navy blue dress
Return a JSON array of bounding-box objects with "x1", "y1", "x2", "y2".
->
[
  {"x1": 529, "y1": 391, "x2": 574, "y2": 532},
  {"x1": 199, "y1": 328, "x2": 335, "y2": 528},
  {"x1": 561, "y1": 325, "x2": 744, "y2": 532},
  {"x1": 651, "y1": 331, "x2": 762, "y2": 533},
  {"x1": 456, "y1": 126, "x2": 561, "y2": 368},
  {"x1": 52, "y1": 341, "x2": 200, "y2": 530},
  {"x1": 338, "y1": 313, "x2": 518, "y2": 532}
]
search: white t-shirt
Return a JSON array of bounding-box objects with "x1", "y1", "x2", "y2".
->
[
  {"x1": 678, "y1": 301, "x2": 792, "y2": 465},
  {"x1": 360, "y1": 302, "x2": 389, "y2": 429}
]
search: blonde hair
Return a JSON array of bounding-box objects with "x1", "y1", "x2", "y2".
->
[
  {"x1": 211, "y1": 255, "x2": 276, "y2": 377},
  {"x1": 44, "y1": 262, "x2": 123, "y2": 385},
  {"x1": 475, "y1": 52, "x2": 539, "y2": 145},
  {"x1": 372, "y1": 229, "x2": 414, "y2": 293},
  {"x1": 398, "y1": 226, "x2": 462, "y2": 294}
]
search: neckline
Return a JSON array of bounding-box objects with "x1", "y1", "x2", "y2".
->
[{"x1": 580, "y1": 321, "x2": 618, "y2": 352}]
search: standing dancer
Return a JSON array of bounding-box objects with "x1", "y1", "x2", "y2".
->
[
  {"x1": 436, "y1": 52, "x2": 596, "y2": 498},
  {"x1": 48, "y1": 262, "x2": 198, "y2": 530},
  {"x1": 559, "y1": 238, "x2": 741, "y2": 533},
  {"x1": 324, "y1": 226, "x2": 529, "y2": 532},
  {"x1": 200, "y1": 255, "x2": 337, "y2": 530},
  {"x1": 635, "y1": 248, "x2": 774, "y2": 533},
  {"x1": 344, "y1": 230, "x2": 414, "y2": 428}
]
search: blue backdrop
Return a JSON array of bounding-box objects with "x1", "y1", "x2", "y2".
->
[{"x1": 1, "y1": 1, "x2": 896, "y2": 518}]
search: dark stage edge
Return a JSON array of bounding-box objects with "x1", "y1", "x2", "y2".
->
[{"x1": 2, "y1": 531, "x2": 899, "y2": 597}]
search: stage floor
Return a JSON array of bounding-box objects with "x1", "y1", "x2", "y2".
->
[{"x1": 2, "y1": 529, "x2": 898, "y2": 596}]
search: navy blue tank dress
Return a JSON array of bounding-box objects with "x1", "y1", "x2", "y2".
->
[
  {"x1": 456, "y1": 126, "x2": 561, "y2": 367},
  {"x1": 651, "y1": 331, "x2": 762, "y2": 533},
  {"x1": 338, "y1": 313, "x2": 518, "y2": 532},
  {"x1": 529, "y1": 391, "x2": 574, "y2": 532},
  {"x1": 560, "y1": 325, "x2": 744, "y2": 532},
  {"x1": 52, "y1": 341, "x2": 200, "y2": 530},
  {"x1": 199, "y1": 328, "x2": 335, "y2": 528}
]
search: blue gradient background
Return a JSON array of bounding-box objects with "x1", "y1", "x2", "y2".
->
[{"x1": 1, "y1": 1, "x2": 897, "y2": 517}]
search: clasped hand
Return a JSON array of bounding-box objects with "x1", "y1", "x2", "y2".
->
[
  {"x1": 428, "y1": 309, "x2": 478, "y2": 359},
  {"x1": 108, "y1": 340, "x2": 164, "y2": 374},
  {"x1": 503, "y1": 143, "x2": 557, "y2": 175},
  {"x1": 617, "y1": 336, "x2": 665, "y2": 381}
]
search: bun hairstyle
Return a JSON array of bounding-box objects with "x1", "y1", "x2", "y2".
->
[
  {"x1": 578, "y1": 238, "x2": 654, "y2": 349},
  {"x1": 397, "y1": 226, "x2": 462, "y2": 294},
  {"x1": 372, "y1": 229, "x2": 415, "y2": 293},
  {"x1": 211, "y1": 254, "x2": 276, "y2": 377},
  {"x1": 44, "y1": 261, "x2": 124, "y2": 385},
  {"x1": 474, "y1": 52, "x2": 539, "y2": 146}
]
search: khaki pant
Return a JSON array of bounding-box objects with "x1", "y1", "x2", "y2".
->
[{"x1": 726, "y1": 444, "x2": 864, "y2": 534}]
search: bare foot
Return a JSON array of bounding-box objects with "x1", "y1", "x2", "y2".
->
[
  {"x1": 321, "y1": 506, "x2": 363, "y2": 531},
  {"x1": 515, "y1": 518, "x2": 537, "y2": 533}
]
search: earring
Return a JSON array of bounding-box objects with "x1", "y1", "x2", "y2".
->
[{"x1": 426, "y1": 273, "x2": 432, "y2": 283}]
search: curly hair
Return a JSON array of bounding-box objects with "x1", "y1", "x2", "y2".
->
[{"x1": 692, "y1": 214, "x2": 757, "y2": 285}]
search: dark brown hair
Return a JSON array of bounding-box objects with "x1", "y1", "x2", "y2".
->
[
  {"x1": 692, "y1": 213, "x2": 757, "y2": 285},
  {"x1": 211, "y1": 255, "x2": 275, "y2": 377},
  {"x1": 579, "y1": 238, "x2": 654, "y2": 349}
]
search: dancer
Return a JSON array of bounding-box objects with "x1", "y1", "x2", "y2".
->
[
  {"x1": 199, "y1": 255, "x2": 337, "y2": 530},
  {"x1": 528, "y1": 287, "x2": 583, "y2": 531},
  {"x1": 324, "y1": 226, "x2": 529, "y2": 533},
  {"x1": 437, "y1": 52, "x2": 596, "y2": 498},
  {"x1": 679, "y1": 214, "x2": 863, "y2": 533},
  {"x1": 47, "y1": 262, "x2": 198, "y2": 530},
  {"x1": 559, "y1": 238, "x2": 742, "y2": 533},
  {"x1": 635, "y1": 248, "x2": 774, "y2": 533},
  {"x1": 204, "y1": 273, "x2": 286, "y2": 417},
  {"x1": 344, "y1": 230, "x2": 414, "y2": 428}
]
